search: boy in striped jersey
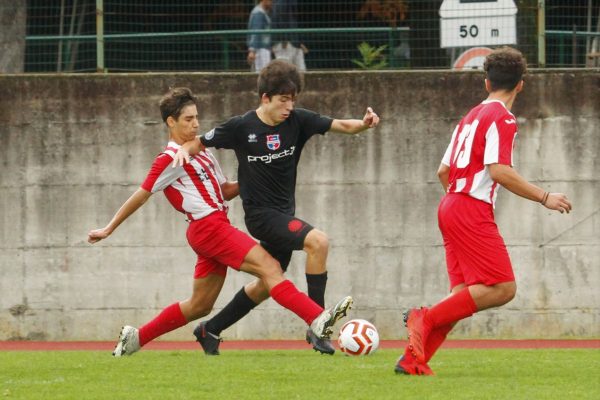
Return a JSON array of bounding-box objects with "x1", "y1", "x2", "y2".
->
[
  {"x1": 396, "y1": 47, "x2": 572, "y2": 375},
  {"x1": 87, "y1": 87, "x2": 351, "y2": 356}
]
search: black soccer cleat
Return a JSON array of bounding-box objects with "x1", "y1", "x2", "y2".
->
[
  {"x1": 193, "y1": 321, "x2": 222, "y2": 356},
  {"x1": 306, "y1": 329, "x2": 335, "y2": 355}
]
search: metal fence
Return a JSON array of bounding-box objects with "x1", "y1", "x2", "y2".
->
[{"x1": 11, "y1": 1, "x2": 600, "y2": 73}]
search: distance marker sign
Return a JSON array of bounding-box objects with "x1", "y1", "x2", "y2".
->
[{"x1": 439, "y1": 0, "x2": 517, "y2": 48}]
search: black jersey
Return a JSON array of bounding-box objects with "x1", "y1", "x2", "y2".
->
[{"x1": 200, "y1": 108, "x2": 333, "y2": 214}]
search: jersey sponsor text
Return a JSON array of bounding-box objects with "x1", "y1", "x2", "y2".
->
[{"x1": 247, "y1": 146, "x2": 296, "y2": 164}]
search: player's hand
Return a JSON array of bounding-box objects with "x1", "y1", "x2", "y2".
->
[
  {"x1": 544, "y1": 193, "x2": 572, "y2": 214},
  {"x1": 88, "y1": 228, "x2": 110, "y2": 244},
  {"x1": 172, "y1": 148, "x2": 190, "y2": 168},
  {"x1": 300, "y1": 44, "x2": 309, "y2": 54},
  {"x1": 363, "y1": 107, "x2": 379, "y2": 128}
]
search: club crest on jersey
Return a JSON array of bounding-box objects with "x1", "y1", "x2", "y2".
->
[
  {"x1": 266, "y1": 134, "x2": 280, "y2": 150},
  {"x1": 204, "y1": 129, "x2": 215, "y2": 140}
]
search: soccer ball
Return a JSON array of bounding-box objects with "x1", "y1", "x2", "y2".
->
[{"x1": 337, "y1": 319, "x2": 379, "y2": 356}]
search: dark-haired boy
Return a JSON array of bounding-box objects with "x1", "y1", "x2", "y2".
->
[
  {"x1": 88, "y1": 87, "x2": 352, "y2": 356},
  {"x1": 396, "y1": 47, "x2": 572, "y2": 375},
  {"x1": 174, "y1": 60, "x2": 379, "y2": 355}
]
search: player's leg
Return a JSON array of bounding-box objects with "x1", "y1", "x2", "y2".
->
[
  {"x1": 242, "y1": 241, "x2": 294, "y2": 304},
  {"x1": 245, "y1": 209, "x2": 321, "y2": 306},
  {"x1": 139, "y1": 273, "x2": 224, "y2": 345},
  {"x1": 199, "y1": 209, "x2": 339, "y2": 354},
  {"x1": 406, "y1": 194, "x2": 515, "y2": 364},
  {"x1": 404, "y1": 195, "x2": 473, "y2": 363},
  {"x1": 407, "y1": 279, "x2": 515, "y2": 364},
  {"x1": 423, "y1": 283, "x2": 464, "y2": 363},
  {"x1": 412, "y1": 282, "x2": 516, "y2": 363},
  {"x1": 240, "y1": 244, "x2": 352, "y2": 338},
  {"x1": 197, "y1": 242, "x2": 291, "y2": 346},
  {"x1": 182, "y1": 212, "x2": 252, "y2": 354},
  {"x1": 303, "y1": 228, "x2": 329, "y2": 307},
  {"x1": 245, "y1": 209, "x2": 329, "y2": 310},
  {"x1": 301, "y1": 227, "x2": 339, "y2": 354},
  {"x1": 468, "y1": 281, "x2": 517, "y2": 310},
  {"x1": 192, "y1": 213, "x2": 350, "y2": 353},
  {"x1": 412, "y1": 237, "x2": 465, "y2": 366},
  {"x1": 249, "y1": 213, "x2": 335, "y2": 353},
  {"x1": 113, "y1": 267, "x2": 225, "y2": 357},
  {"x1": 398, "y1": 283, "x2": 464, "y2": 373},
  {"x1": 179, "y1": 269, "x2": 226, "y2": 321}
]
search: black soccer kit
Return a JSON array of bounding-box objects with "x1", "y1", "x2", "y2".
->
[{"x1": 201, "y1": 108, "x2": 333, "y2": 270}]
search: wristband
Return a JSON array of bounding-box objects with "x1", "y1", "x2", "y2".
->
[{"x1": 540, "y1": 191, "x2": 549, "y2": 205}]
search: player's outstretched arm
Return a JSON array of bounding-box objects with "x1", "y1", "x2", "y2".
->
[
  {"x1": 221, "y1": 181, "x2": 239, "y2": 201},
  {"x1": 488, "y1": 163, "x2": 572, "y2": 214},
  {"x1": 172, "y1": 136, "x2": 205, "y2": 167},
  {"x1": 87, "y1": 188, "x2": 153, "y2": 244},
  {"x1": 330, "y1": 107, "x2": 379, "y2": 134}
]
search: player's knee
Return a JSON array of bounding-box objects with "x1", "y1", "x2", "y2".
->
[
  {"x1": 187, "y1": 295, "x2": 215, "y2": 319},
  {"x1": 496, "y1": 281, "x2": 517, "y2": 306},
  {"x1": 304, "y1": 229, "x2": 329, "y2": 254},
  {"x1": 194, "y1": 298, "x2": 214, "y2": 316},
  {"x1": 245, "y1": 279, "x2": 271, "y2": 303},
  {"x1": 196, "y1": 308, "x2": 212, "y2": 319},
  {"x1": 504, "y1": 282, "x2": 517, "y2": 303},
  {"x1": 253, "y1": 251, "x2": 283, "y2": 279},
  {"x1": 261, "y1": 263, "x2": 283, "y2": 280},
  {"x1": 188, "y1": 303, "x2": 212, "y2": 320}
]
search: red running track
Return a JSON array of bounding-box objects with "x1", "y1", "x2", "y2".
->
[{"x1": 0, "y1": 340, "x2": 598, "y2": 351}]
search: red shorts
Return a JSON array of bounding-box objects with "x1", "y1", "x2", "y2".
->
[
  {"x1": 438, "y1": 193, "x2": 514, "y2": 289},
  {"x1": 186, "y1": 211, "x2": 257, "y2": 279}
]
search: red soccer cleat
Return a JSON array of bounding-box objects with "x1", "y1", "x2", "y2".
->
[
  {"x1": 394, "y1": 352, "x2": 435, "y2": 376},
  {"x1": 404, "y1": 307, "x2": 431, "y2": 363}
]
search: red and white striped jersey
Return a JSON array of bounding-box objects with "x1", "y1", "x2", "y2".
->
[
  {"x1": 441, "y1": 100, "x2": 518, "y2": 207},
  {"x1": 141, "y1": 141, "x2": 228, "y2": 221}
]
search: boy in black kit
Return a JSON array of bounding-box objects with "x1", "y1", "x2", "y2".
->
[{"x1": 174, "y1": 60, "x2": 379, "y2": 354}]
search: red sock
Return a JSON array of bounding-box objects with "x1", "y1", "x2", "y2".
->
[
  {"x1": 138, "y1": 302, "x2": 188, "y2": 347},
  {"x1": 425, "y1": 288, "x2": 478, "y2": 329},
  {"x1": 425, "y1": 324, "x2": 453, "y2": 362},
  {"x1": 270, "y1": 280, "x2": 324, "y2": 325}
]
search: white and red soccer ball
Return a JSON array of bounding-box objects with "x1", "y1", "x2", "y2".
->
[{"x1": 337, "y1": 319, "x2": 379, "y2": 356}]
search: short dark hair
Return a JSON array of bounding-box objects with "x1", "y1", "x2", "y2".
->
[
  {"x1": 257, "y1": 59, "x2": 303, "y2": 99},
  {"x1": 484, "y1": 47, "x2": 527, "y2": 92},
  {"x1": 159, "y1": 87, "x2": 198, "y2": 123}
]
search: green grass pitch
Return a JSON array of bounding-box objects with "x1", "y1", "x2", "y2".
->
[{"x1": 1, "y1": 349, "x2": 598, "y2": 399}]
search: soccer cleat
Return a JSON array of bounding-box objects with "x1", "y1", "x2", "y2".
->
[
  {"x1": 309, "y1": 296, "x2": 353, "y2": 339},
  {"x1": 404, "y1": 307, "x2": 431, "y2": 363},
  {"x1": 305, "y1": 329, "x2": 335, "y2": 355},
  {"x1": 394, "y1": 355, "x2": 435, "y2": 376},
  {"x1": 112, "y1": 325, "x2": 140, "y2": 357},
  {"x1": 193, "y1": 321, "x2": 222, "y2": 356}
]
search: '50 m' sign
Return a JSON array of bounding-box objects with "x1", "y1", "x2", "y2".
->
[{"x1": 439, "y1": 0, "x2": 517, "y2": 48}]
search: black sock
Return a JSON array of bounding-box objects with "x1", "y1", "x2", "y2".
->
[
  {"x1": 306, "y1": 272, "x2": 328, "y2": 308},
  {"x1": 205, "y1": 287, "x2": 258, "y2": 336}
]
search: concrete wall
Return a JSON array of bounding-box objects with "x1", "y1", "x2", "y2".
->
[
  {"x1": 0, "y1": 70, "x2": 598, "y2": 341},
  {"x1": 0, "y1": 1, "x2": 26, "y2": 73}
]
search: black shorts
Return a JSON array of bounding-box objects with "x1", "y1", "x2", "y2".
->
[{"x1": 244, "y1": 207, "x2": 313, "y2": 271}]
